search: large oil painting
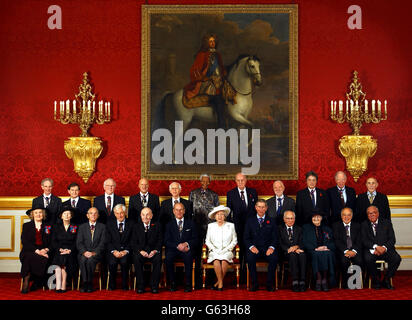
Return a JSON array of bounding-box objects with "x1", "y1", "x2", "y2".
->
[{"x1": 141, "y1": 5, "x2": 298, "y2": 180}]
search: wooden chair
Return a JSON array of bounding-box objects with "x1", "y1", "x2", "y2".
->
[
  {"x1": 279, "y1": 259, "x2": 289, "y2": 289},
  {"x1": 246, "y1": 260, "x2": 278, "y2": 290},
  {"x1": 77, "y1": 262, "x2": 102, "y2": 290},
  {"x1": 201, "y1": 244, "x2": 241, "y2": 289},
  {"x1": 368, "y1": 260, "x2": 392, "y2": 288}
]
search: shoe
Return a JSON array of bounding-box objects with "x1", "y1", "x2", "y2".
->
[
  {"x1": 382, "y1": 279, "x2": 394, "y2": 290},
  {"x1": 184, "y1": 285, "x2": 192, "y2": 292},
  {"x1": 299, "y1": 283, "x2": 306, "y2": 292},
  {"x1": 55, "y1": 289, "x2": 62, "y2": 293},
  {"x1": 292, "y1": 284, "x2": 300, "y2": 292},
  {"x1": 211, "y1": 284, "x2": 218, "y2": 290},
  {"x1": 151, "y1": 288, "x2": 159, "y2": 294},
  {"x1": 372, "y1": 281, "x2": 381, "y2": 290},
  {"x1": 122, "y1": 286, "x2": 129, "y2": 291},
  {"x1": 29, "y1": 283, "x2": 39, "y2": 292},
  {"x1": 266, "y1": 286, "x2": 275, "y2": 292},
  {"x1": 137, "y1": 288, "x2": 145, "y2": 294},
  {"x1": 60, "y1": 289, "x2": 67, "y2": 293},
  {"x1": 217, "y1": 287, "x2": 224, "y2": 291},
  {"x1": 87, "y1": 284, "x2": 95, "y2": 293},
  {"x1": 315, "y1": 283, "x2": 322, "y2": 291},
  {"x1": 249, "y1": 285, "x2": 258, "y2": 292},
  {"x1": 107, "y1": 287, "x2": 115, "y2": 291},
  {"x1": 321, "y1": 282, "x2": 329, "y2": 292},
  {"x1": 169, "y1": 283, "x2": 177, "y2": 292}
]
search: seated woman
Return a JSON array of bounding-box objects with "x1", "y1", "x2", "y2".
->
[
  {"x1": 20, "y1": 205, "x2": 52, "y2": 294},
  {"x1": 205, "y1": 205, "x2": 237, "y2": 291},
  {"x1": 51, "y1": 206, "x2": 78, "y2": 293},
  {"x1": 303, "y1": 210, "x2": 336, "y2": 291}
]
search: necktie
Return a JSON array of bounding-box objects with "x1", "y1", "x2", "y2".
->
[
  {"x1": 72, "y1": 199, "x2": 76, "y2": 208},
  {"x1": 372, "y1": 223, "x2": 377, "y2": 236},
  {"x1": 276, "y1": 198, "x2": 283, "y2": 216},
  {"x1": 345, "y1": 225, "x2": 352, "y2": 249},
  {"x1": 258, "y1": 217, "x2": 264, "y2": 227},
  {"x1": 145, "y1": 225, "x2": 149, "y2": 233},
  {"x1": 90, "y1": 224, "x2": 95, "y2": 240},
  {"x1": 240, "y1": 191, "x2": 246, "y2": 207},
  {"x1": 141, "y1": 194, "x2": 147, "y2": 207},
  {"x1": 119, "y1": 222, "x2": 124, "y2": 233},
  {"x1": 45, "y1": 197, "x2": 50, "y2": 207},
  {"x1": 178, "y1": 220, "x2": 183, "y2": 238},
  {"x1": 339, "y1": 189, "x2": 345, "y2": 207},
  {"x1": 174, "y1": 199, "x2": 178, "y2": 206},
  {"x1": 368, "y1": 193, "x2": 375, "y2": 204},
  {"x1": 106, "y1": 196, "x2": 112, "y2": 214},
  {"x1": 310, "y1": 189, "x2": 316, "y2": 208},
  {"x1": 287, "y1": 227, "x2": 293, "y2": 242}
]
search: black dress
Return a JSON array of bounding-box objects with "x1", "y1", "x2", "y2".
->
[
  {"x1": 51, "y1": 223, "x2": 78, "y2": 276},
  {"x1": 19, "y1": 221, "x2": 51, "y2": 278}
]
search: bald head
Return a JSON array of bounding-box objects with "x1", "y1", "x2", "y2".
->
[
  {"x1": 139, "y1": 178, "x2": 149, "y2": 193},
  {"x1": 235, "y1": 172, "x2": 247, "y2": 190}
]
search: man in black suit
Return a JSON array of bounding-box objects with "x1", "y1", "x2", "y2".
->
[
  {"x1": 296, "y1": 171, "x2": 330, "y2": 226},
  {"x1": 32, "y1": 177, "x2": 62, "y2": 225},
  {"x1": 327, "y1": 171, "x2": 357, "y2": 225},
  {"x1": 106, "y1": 204, "x2": 134, "y2": 290},
  {"x1": 332, "y1": 207, "x2": 363, "y2": 289},
  {"x1": 76, "y1": 207, "x2": 106, "y2": 293},
  {"x1": 226, "y1": 172, "x2": 258, "y2": 282},
  {"x1": 361, "y1": 205, "x2": 401, "y2": 289},
  {"x1": 267, "y1": 180, "x2": 296, "y2": 225},
  {"x1": 244, "y1": 199, "x2": 279, "y2": 292},
  {"x1": 159, "y1": 182, "x2": 193, "y2": 230},
  {"x1": 93, "y1": 178, "x2": 126, "y2": 224},
  {"x1": 278, "y1": 210, "x2": 306, "y2": 292},
  {"x1": 132, "y1": 207, "x2": 162, "y2": 294},
  {"x1": 356, "y1": 177, "x2": 391, "y2": 223},
  {"x1": 62, "y1": 182, "x2": 91, "y2": 225},
  {"x1": 128, "y1": 178, "x2": 160, "y2": 222},
  {"x1": 164, "y1": 202, "x2": 198, "y2": 292}
]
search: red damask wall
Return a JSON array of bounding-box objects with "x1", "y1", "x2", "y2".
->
[{"x1": 0, "y1": 0, "x2": 411, "y2": 197}]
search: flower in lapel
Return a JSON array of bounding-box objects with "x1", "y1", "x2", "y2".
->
[
  {"x1": 44, "y1": 225, "x2": 51, "y2": 234},
  {"x1": 249, "y1": 193, "x2": 255, "y2": 202},
  {"x1": 266, "y1": 220, "x2": 270, "y2": 225},
  {"x1": 69, "y1": 225, "x2": 77, "y2": 234},
  {"x1": 151, "y1": 223, "x2": 155, "y2": 227},
  {"x1": 319, "y1": 192, "x2": 323, "y2": 197}
]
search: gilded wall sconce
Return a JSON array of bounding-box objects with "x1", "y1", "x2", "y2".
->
[
  {"x1": 54, "y1": 72, "x2": 111, "y2": 183},
  {"x1": 330, "y1": 71, "x2": 387, "y2": 182}
]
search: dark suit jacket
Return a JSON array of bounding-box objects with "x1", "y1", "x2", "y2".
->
[
  {"x1": 361, "y1": 218, "x2": 396, "y2": 252},
  {"x1": 164, "y1": 218, "x2": 198, "y2": 252},
  {"x1": 332, "y1": 221, "x2": 362, "y2": 255},
  {"x1": 32, "y1": 194, "x2": 62, "y2": 225},
  {"x1": 356, "y1": 192, "x2": 391, "y2": 223},
  {"x1": 93, "y1": 194, "x2": 126, "y2": 224},
  {"x1": 244, "y1": 216, "x2": 279, "y2": 251},
  {"x1": 267, "y1": 195, "x2": 296, "y2": 225},
  {"x1": 327, "y1": 186, "x2": 357, "y2": 224},
  {"x1": 76, "y1": 222, "x2": 106, "y2": 258},
  {"x1": 128, "y1": 193, "x2": 160, "y2": 222},
  {"x1": 131, "y1": 220, "x2": 163, "y2": 254},
  {"x1": 278, "y1": 224, "x2": 304, "y2": 254},
  {"x1": 20, "y1": 221, "x2": 52, "y2": 254},
  {"x1": 159, "y1": 198, "x2": 193, "y2": 228},
  {"x1": 227, "y1": 187, "x2": 258, "y2": 237},
  {"x1": 296, "y1": 188, "x2": 330, "y2": 226},
  {"x1": 62, "y1": 197, "x2": 91, "y2": 225},
  {"x1": 105, "y1": 218, "x2": 134, "y2": 253},
  {"x1": 302, "y1": 223, "x2": 335, "y2": 252}
]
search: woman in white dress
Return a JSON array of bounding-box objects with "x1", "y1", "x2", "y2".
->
[{"x1": 205, "y1": 205, "x2": 237, "y2": 290}]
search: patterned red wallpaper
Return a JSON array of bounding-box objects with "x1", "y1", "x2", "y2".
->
[{"x1": 0, "y1": 0, "x2": 411, "y2": 197}]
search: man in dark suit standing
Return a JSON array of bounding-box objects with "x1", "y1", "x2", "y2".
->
[
  {"x1": 93, "y1": 178, "x2": 126, "y2": 225},
  {"x1": 267, "y1": 180, "x2": 296, "y2": 225},
  {"x1": 296, "y1": 171, "x2": 330, "y2": 226},
  {"x1": 361, "y1": 206, "x2": 401, "y2": 289},
  {"x1": 164, "y1": 202, "x2": 198, "y2": 292},
  {"x1": 32, "y1": 177, "x2": 62, "y2": 225},
  {"x1": 356, "y1": 177, "x2": 391, "y2": 223},
  {"x1": 106, "y1": 204, "x2": 134, "y2": 290},
  {"x1": 278, "y1": 210, "x2": 306, "y2": 292},
  {"x1": 128, "y1": 178, "x2": 160, "y2": 222},
  {"x1": 62, "y1": 182, "x2": 91, "y2": 225},
  {"x1": 132, "y1": 207, "x2": 162, "y2": 294},
  {"x1": 226, "y1": 172, "x2": 258, "y2": 282},
  {"x1": 327, "y1": 171, "x2": 357, "y2": 225},
  {"x1": 332, "y1": 207, "x2": 363, "y2": 289},
  {"x1": 76, "y1": 207, "x2": 106, "y2": 293},
  {"x1": 244, "y1": 199, "x2": 279, "y2": 292},
  {"x1": 159, "y1": 182, "x2": 193, "y2": 230}
]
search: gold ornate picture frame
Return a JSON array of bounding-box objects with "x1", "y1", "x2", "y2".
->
[{"x1": 141, "y1": 4, "x2": 298, "y2": 180}]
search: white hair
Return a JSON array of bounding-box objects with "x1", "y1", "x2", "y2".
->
[
  {"x1": 103, "y1": 178, "x2": 116, "y2": 188},
  {"x1": 169, "y1": 182, "x2": 181, "y2": 191},
  {"x1": 199, "y1": 174, "x2": 211, "y2": 181}
]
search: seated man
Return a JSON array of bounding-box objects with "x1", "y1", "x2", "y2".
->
[
  {"x1": 278, "y1": 210, "x2": 306, "y2": 292},
  {"x1": 244, "y1": 199, "x2": 279, "y2": 292},
  {"x1": 332, "y1": 207, "x2": 363, "y2": 289},
  {"x1": 76, "y1": 207, "x2": 106, "y2": 293},
  {"x1": 361, "y1": 205, "x2": 401, "y2": 289},
  {"x1": 132, "y1": 207, "x2": 162, "y2": 294},
  {"x1": 106, "y1": 204, "x2": 134, "y2": 290},
  {"x1": 164, "y1": 202, "x2": 198, "y2": 292},
  {"x1": 62, "y1": 182, "x2": 91, "y2": 225}
]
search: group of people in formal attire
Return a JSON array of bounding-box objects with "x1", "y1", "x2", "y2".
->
[{"x1": 19, "y1": 171, "x2": 401, "y2": 294}]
